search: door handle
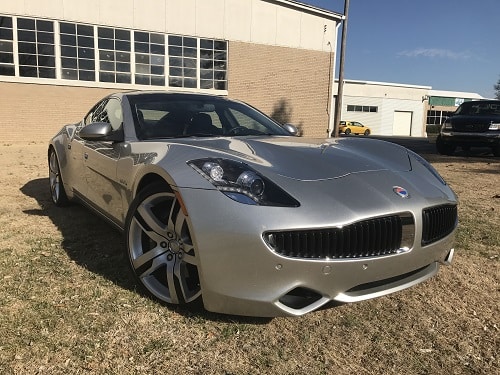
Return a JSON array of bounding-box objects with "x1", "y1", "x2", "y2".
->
[{"x1": 84, "y1": 153, "x2": 88, "y2": 160}]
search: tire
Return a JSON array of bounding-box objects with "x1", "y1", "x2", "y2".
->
[
  {"x1": 436, "y1": 135, "x2": 456, "y2": 156},
  {"x1": 125, "y1": 182, "x2": 201, "y2": 306},
  {"x1": 48, "y1": 148, "x2": 69, "y2": 206},
  {"x1": 344, "y1": 128, "x2": 351, "y2": 135},
  {"x1": 493, "y1": 144, "x2": 500, "y2": 157},
  {"x1": 364, "y1": 129, "x2": 370, "y2": 136}
]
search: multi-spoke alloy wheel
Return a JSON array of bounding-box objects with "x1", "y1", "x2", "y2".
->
[
  {"x1": 48, "y1": 149, "x2": 69, "y2": 206},
  {"x1": 125, "y1": 182, "x2": 201, "y2": 305}
]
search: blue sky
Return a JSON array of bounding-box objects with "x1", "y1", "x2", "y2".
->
[{"x1": 302, "y1": 0, "x2": 499, "y2": 98}]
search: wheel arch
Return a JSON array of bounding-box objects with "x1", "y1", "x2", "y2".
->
[{"x1": 134, "y1": 172, "x2": 172, "y2": 197}]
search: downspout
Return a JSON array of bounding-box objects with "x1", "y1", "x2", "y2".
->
[{"x1": 327, "y1": 21, "x2": 342, "y2": 137}]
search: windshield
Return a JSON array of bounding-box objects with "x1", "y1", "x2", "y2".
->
[
  {"x1": 455, "y1": 101, "x2": 500, "y2": 116},
  {"x1": 128, "y1": 93, "x2": 291, "y2": 139}
]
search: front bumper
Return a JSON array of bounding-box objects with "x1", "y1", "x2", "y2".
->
[
  {"x1": 441, "y1": 131, "x2": 500, "y2": 147},
  {"x1": 178, "y1": 171, "x2": 457, "y2": 317}
]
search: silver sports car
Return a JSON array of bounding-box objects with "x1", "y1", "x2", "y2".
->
[{"x1": 48, "y1": 91, "x2": 458, "y2": 317}]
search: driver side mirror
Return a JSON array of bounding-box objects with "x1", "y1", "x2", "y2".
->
[{"x1": 79, "y1": 122, "x2": 124, "y2": 142}]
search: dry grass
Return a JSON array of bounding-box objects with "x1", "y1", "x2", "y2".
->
[{"x1": 0, "y1": 143, "x2": 498, "y2": 375}]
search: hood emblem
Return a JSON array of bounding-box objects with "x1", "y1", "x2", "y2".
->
[{"x1": 393, "y1": 186, "x2": 410, "y2": 198}]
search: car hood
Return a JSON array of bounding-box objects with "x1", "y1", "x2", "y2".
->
[{"x1": 168, "y1": 136, "x2": 411, "y2": 181}]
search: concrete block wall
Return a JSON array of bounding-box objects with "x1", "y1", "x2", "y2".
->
[
  {"x1": 0, "y1": 82, "x2": 116, "y2": 144},
  {"x1": 228, "y1": 41, "x2": 333, "y2": 138}
]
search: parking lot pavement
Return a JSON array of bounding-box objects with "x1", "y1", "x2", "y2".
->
[
  {"x1": 346, "y1": 135, "x2": 496, "y2": 158},
  {"x1": 369, "y1": 135, "x2": 436, "y2": 155},
  {"x1": 339, "y1": 134, "x2": 436, "y2": 155}
]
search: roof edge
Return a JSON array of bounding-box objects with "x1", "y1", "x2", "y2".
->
[{"x1": 263, "y1": 0, "x2": 344, "y2": 21}]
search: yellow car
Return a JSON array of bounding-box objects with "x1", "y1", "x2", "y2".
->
[{"x1": 340, "y1": 121, "x2": 371, "y2": 135}]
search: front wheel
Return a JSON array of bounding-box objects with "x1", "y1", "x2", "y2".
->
[
  {"x1": 492, "y1": 143, "x2": 500, "y2": 157},
  {"x1": 125, "y1": 182, "x2": 201, "y2": 306},
  {"x1": 48, "y1": 148, "x2": 69, "y2": 206},
  {"x1": 436, "y1": 135, "x2": 456, "y2": 156},
  {"x1": 364, "y1": 129, "x2": 370, "y2": 136}
]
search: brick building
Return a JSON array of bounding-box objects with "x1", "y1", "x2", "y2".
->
[{"x1": 0, "y1": 0, "x2": 342, "y2": 143}]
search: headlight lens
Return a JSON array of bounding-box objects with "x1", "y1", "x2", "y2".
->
[
  {"x1": 488, "y1": 123, "x2": 500, "y2": 130},
  {"x1": 188, "y1": 158, "x2": 300, "y2": 207},
  {"x1": 442, "y1": 121, "x2": 452, "y2": 130}
]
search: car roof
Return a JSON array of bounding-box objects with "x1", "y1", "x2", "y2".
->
[{"x1": 116, "y1": 90, "x2": 229, "y2": 101}]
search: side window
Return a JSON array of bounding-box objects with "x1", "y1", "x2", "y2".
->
[
  {"x1": 83, "y1": 98, "x2": 123, "y2": 130},
  {"x1": 84, "y1": 99, "x2": 108, "y2": 126},
  {"x1": 227, "y1": 108, "x2": 268, "y2": 133},
  {"x1": 104, "y1": 98, "x2": 123, "y2": 130}
]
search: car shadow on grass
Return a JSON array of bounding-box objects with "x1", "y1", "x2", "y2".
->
[{"x1": 20, "y1": 177, "x2": 272, "y2": 324}]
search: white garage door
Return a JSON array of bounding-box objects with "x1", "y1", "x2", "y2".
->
[{"x1": 392, "y1": 111, "x2": 413, "y2": 136}]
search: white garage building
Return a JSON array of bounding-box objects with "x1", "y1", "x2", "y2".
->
[{"x1": 334, "y1": 80, "x2": 485, "y2": 137}]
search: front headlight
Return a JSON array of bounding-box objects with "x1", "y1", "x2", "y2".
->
[
  {"x1": 488, "y1": 122, "x2": 500, "y2": 130},
  {"x1": 188, "y1": 158, "x2": 300, "y2": 207},
  {"x1": 442, "y1": 121, "x2": 453, "y2": 130}
]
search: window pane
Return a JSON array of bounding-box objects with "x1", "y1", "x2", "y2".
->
[
  {"x1": 36, "y1": 20, "x2": 53, "y2": 32},
  {"x1": 115, "y1": 29, "x2": 130, "y2": 41},
  {"x1": 62, "y1": 57, "x2": 77, "y2": 68},
  {"x1": 100, "y1": 71, "x2": 115, "y2": 82},
  {"x1": 78, "y1": 36, "x2": 93, "y2": 48},
  {"x1": 98, "y1": 38, "x2": 113, "y2": 50},
  {"x1": 150, "y1": 43, "x2": 164, "y2": 55},
  {"x1": 0, "y1": 41, "x2": 12, "y2": 52},
  {"x1": 135, "y1": 74, "x2": 149, "y2": 85},
  {"x1": 0, "y1": 64, "x2": 15, "y2": 76},
  {"x1": 78, "y1": 47, "x2": 94, "y2": 59},
  {"x1": 79, "y1": 70, "x2": 95, "y2": 81},
  {"x1": 150, "y1": 33, "x2": 164, "y2": 44},
  {"x1": 19, "y1": 65, "x2": 37, "y2": 77},
  {"x1": 98, "y1": 27, "x2": 113, "y2": 38},
  {"x1": 79, "y1": 58, "x2": 94, "y2": 70},
  {"x1": 184, "y1": 37, "x2": 196, "y2": 47},
  {"x1": 168, "y1": 35, "x2": 182, "y2": 45},
  {"x1": 78, "y1": 24, "x2": 93, "y2": 36},
  {"x1": 0, "y1": 52, "x2": 13, "y2": 63},
  {"x1": 116, "y1": 73, "x2": 131, "y2": 83},
  {"x1": 61, "y1": 46, "x2": 77, "y2": 57},
  {"x1": 18, "y1": 42, "x2": 36, "y2": 54},
  {"x1": 38, "y1": 67, "x2": 55, "y2": 78},
  {"x1": 135, "y1": 42, "x2": 149, "y2": 53},
  {"x1": 18, "y1": 18, "x2": 35, "y2": 30},
  {"x1": 150, "y1": 65, "x2": 164, "y2": 75},
  {"x1": 135, "y1": 31, "x2": 149, "y2": 42},
  {"x1": 19, "y1": 54, "x2": 37, "y2": 65},
  {"x1": 60, "y1": 34, "x2": 76, "y2": 45},
  {"x1": 183, "y1": 58, "x2": 196, "y2": 68},
  {"x1": 38, "y1": 44, "x2": 55, "y2": 55},
  {"x1": 62, "y1": 68, "x2": 78, "y2": 79},
  {"x1": 151, "y1": 76, "x2": 165, "y2": 86},
  {"x1": 0, "y1": 28, "x2": 13, "y2": 39},
  {"x1": 0, "y1": 17, "x2": 13, "y2": 28},
  {"x1": 37, "y1": 31, "x2": 54, "y2": 44},
  {"x1": 18, "y1": 30, "x2": 36, "y2": 42}
]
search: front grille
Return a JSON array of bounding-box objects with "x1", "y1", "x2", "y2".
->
[
  {"x1": 264, "y1": 214, "x2": 414, "y2": 260},
  {"x1": 453, "y1": 123, "x2": 489, "y2": 132},
  {"x1": 422, "y1": 204, "x2": 458, "y2": 246}
]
